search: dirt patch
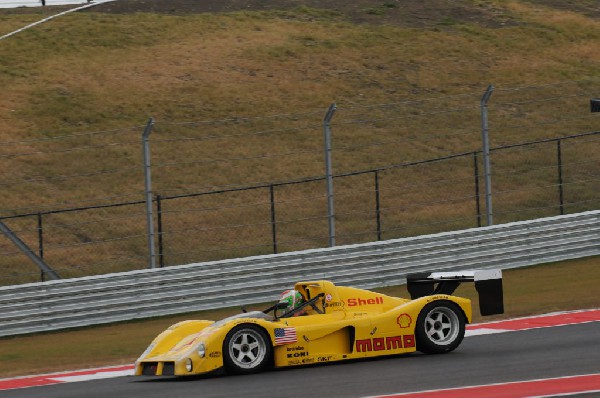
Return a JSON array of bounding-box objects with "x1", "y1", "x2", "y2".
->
[
  {"x1": 522, "y1": 0, "x2": 599, "y2": 18},
  {"x1": 85, "y1": 0, "x2": 518, "y2": 29},
  {"x1": 4, "y1": 1, "x2": 596, "y2": 27}
]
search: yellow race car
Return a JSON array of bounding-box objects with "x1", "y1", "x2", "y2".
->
[{"x1": 135, "y1": 270, "x2": 503, "y2": 376}]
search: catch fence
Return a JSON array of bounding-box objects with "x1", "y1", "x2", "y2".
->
[
  {"x1": 1, "y1": 130, "x2": 598, "y2": 283},
  {"x1": 0, "y1": 80, "x2": 598, "y2": 285}
]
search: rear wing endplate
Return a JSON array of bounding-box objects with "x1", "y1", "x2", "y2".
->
[{"x1": 406, "y1": 270, "x2": 504, "y2": 316}]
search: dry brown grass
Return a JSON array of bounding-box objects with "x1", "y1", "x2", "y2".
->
[{"x1": 0, "y1": 2, "x2": 598, "y2": 283}]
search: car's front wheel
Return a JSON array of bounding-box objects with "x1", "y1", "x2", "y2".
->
[
  {"x1": 415, "y1": 301, "x2": 465, "y2": 354},
  {"x1": 223, "y1": 324, "x2": 272, "y2": 374}
]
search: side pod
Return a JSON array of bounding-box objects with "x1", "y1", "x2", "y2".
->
[{"x1": 406, "y1": 269, "x2": 504, "y2": 316}]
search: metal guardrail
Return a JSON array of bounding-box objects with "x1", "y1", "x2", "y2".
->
[{"x1": 1, "y1": 210, "x2": 599, "y2": 337}]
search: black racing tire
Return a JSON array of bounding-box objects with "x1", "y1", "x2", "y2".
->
[
  {"x1": 223, "y1": 324, "x2": 272, "y2": 374},
  {"x1": 415, "y1": 301, "x2": 466, "y2": 354}
]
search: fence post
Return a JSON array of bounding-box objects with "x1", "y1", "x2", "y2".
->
[
  {"x1": 323, "y1": 103, "x2": 337, "y2": 247},
  {"x1": 156, "y1": 194, "x2": 165, "y2": 267},
  {"x1": 37, "y1": 213, "x2": 45, "y2": 281},
  {"x1": 142, "y1": 117, "x2": 156, "y2": 269},
  {"x1": 557, "y1": 140, "x2": 564, "y2": 215},
  {"x1": 480, "y1": 84, "x2": 494, "y2": 226},
  {"x1": 374, "y1": 170, "x2": 382, "y2": 241},
  {"x1": 473, "y1": 152, "x2": 482, "y2": 227},
  {"x1": 269, "y1": 184, "x2": 278, "y2": 254}
]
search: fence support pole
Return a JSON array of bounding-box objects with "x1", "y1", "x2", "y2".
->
[
  {"x1": 37, "y1": 213, "x2": 45, "y2": 281},
  {"x1": 142, "y1": 117, "x2": 156, "y2": 269},
  {"x1": 156, "y1": 194, "x2": 165, "y2": 268},
  {"x1": 269, "y1": 184, "x2": 278, "y2": 254},
  {"x1": 323, "y1": 103, "x2": 337, "y2": 247},
  {"x1": 480, "y1": 84, "x2": 494, "y2": 226},
  {"x1": 0, "y1": 220, "x2": 60, "y2": 280},
  {"x1": 557, "y1": 140, "x2": 564, "y2": 215},
  {"x1": 473, "y1": 152, "x2": 482, "y2": 228},
  {"x1": 374, "y1": 170, "x2": 382, "y2": 241}
]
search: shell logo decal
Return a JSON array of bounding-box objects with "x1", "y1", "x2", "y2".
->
[{"x1": 396, "y1": 313, "x2": 412, "y2": 328}]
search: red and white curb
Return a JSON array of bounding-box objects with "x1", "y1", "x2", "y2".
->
[
  {"x1": 0, "y1": 365, "x2": 134, "y2": 391},
  {"x1": 465, "y1": 308, "x2": 600, "y2": 336},
  {"x1": 366, "y1": 373, "x2": 600, "y2": 398},
  {"x1": 1, "y1": 308, "x2": 598, "y2": 392}
]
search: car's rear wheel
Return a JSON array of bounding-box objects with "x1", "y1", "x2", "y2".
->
[
  {"x1": 223, "y1": 324, "x2": 272, "y2": 374},
  {"x1": 415, "y1": 301, "x2": 465, "y2": 354}
]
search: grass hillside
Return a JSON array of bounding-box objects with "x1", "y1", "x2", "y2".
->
[{"x1": 0, "y1": 0, "x2": 598, "y2": 284}]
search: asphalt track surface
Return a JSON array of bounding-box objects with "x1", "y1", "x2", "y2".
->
[{"x1": 4, "y1": 321, "x2": 599, "y2": 398}]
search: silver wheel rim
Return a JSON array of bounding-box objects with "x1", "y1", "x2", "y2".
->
[
  {"x1": 424, "y1": 307, "x2": 460, "y2": 346},
  {"x1": 228, "y1": 329, "x2": 267, "y2": 369}
]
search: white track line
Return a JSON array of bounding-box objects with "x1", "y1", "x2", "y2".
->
[{"x1": 1, "y1": 0, "x2": 118, "y2": 41}]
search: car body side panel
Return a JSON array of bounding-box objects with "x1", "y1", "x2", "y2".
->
[
  {"x1": 274, "y1": 327, "x2": 352, "y2": 367},
  {"x1": 135, "y1": 281, "x2": 476, "y2": 376},
  {"x1": 358, "y1": 295, "x2": 472, "y2": 357}
]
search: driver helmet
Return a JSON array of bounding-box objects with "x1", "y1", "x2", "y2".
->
[{"x1": 279, "y1": 289, "x2": 304, "y2": 313}]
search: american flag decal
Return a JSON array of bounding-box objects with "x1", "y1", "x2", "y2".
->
[{"x1": 274, "y1": 327, "x2": 297, "y2": 345}]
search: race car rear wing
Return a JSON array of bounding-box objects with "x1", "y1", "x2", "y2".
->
[{"x1": 406, "y1": 269, "x2": 504, "y2": 316}]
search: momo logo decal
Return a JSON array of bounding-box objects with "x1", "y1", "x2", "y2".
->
[
  {"x1": 347, "y1": 297, "x2": 384, "y2": 307},
  {"x1": 397, "y1": 313, "x2": 412, "y2": 328},
  {"x1": 355, "y1": 335, "x2": 415, "y2": 352}
]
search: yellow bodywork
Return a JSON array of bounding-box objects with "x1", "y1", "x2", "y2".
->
[{"x1": 135, "y1": 280, "x2": 472, "y2": 376}]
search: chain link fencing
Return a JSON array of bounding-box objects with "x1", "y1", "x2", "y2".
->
[{"x1": 0, "y1": 80, "x2": 598, "y2": 285}]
